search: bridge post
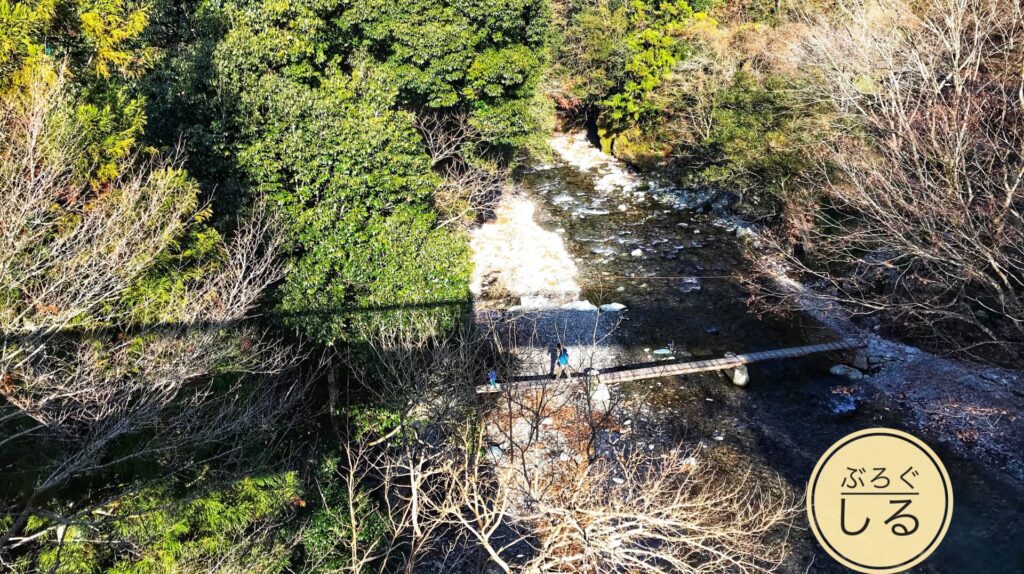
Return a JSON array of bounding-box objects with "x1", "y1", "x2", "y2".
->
[
  {"x1": 848, "y1": 347, "x2": 870, "y2": 371},
  {"x1": 729, "y1": 365, "x2": 749, "y2": 387},
  {"x1": 589, "y1": 377, "x2": 611, "y2": 411},
  {"x1": 721, "y1": 352, "x2": 749, "y2": 387}
]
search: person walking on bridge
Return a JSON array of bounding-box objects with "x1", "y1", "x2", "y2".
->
[{"x1": 553, "y1": 344, "x2": 571, "y2": 380}]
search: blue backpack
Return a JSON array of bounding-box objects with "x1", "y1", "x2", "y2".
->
[{"x1": 558, "y1": 349, "x2": 568, "y2": 366}]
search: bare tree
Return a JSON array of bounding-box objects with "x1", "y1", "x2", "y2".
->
[
  {"x1": 0, "y1": 68, "x2": 306, "y2": 563},
  {"x1": 518, "y1": 449, "x2": 796, "y2": 574},
  {"x1": 321, "y1": 314, "x2": 797, "y2": 573},
  {"x1": 753, "y1": 0, "x2": 1024, "y2": 361},
  {"x1": 414, "y1": 109, "x2": 509, "y2": 227}
]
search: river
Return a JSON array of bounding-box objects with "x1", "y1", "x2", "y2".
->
[{"x1": 504, "y1": 131, "x2": 1024, "y2": 573}]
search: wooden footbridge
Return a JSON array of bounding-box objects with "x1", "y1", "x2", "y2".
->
[{"x1": 477, "y1": 338, "x2": 865, "y2": 394}]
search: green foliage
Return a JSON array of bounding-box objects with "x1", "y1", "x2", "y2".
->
[
  {"x1": 578, "y1": 3, "x2": 629, "y2": 92},
  {"x1": 301, "y1": 454, "x2": 389, "y2": 568},
  {"x1": 685, "y1": 70, "x2": 819, "y2": 206},
  {"x1": 555, "y1": 0, "x2": 715, "y2": 132},
  {"x1": 0, "y1": 0, "x2": 55, "y2": 80},
  {"x1": 1, "y1": 0, "x2": 153, "y2": 85},
  {"x1": 114, "y1": 473, "x2": 299, "y2": 574},
  {"x1": 338, "y1": 0, "x2": 549, "y2": 110},
  {"x1": 222, "y1": 69, "x2": 470, "y2": 342},
  {"x1": 120, "y1": 214, "x2": 225, "y2": 325},
  {"x1": 601, "y1": 0, "x2": 692, "y2": 126},
  {"x1": 303, "y1": 455, "x2": 389, "y2": 572},
  {"x1": 734, "y1": 0, "x2": 784, "y2": 24},
  {"x1": 74, "y1": 92, "x2": 146, "y2": 183},
  {"x1": 206, "y1": 0, "x2": 549, "y2": 147},
  {"x1": 466, "y1": 45, "x2": 540, "y2": 99},
  {"x1": 17, "y1": 473, "x2": 300, "y2": 573},
  {"x1": 1, "y1": 0, "x2": 154, "y2": 185},
  {"x1": 2, "y1": 45, "x2": 296, "y2": 573},
  {"x1": 35, "y1": 527, "x2": 99, "y2": 574},
  {"x1": 199, "y1": 0, "x2": 547, "y2": 342},
  {"x1": 76, "y1": 0, "x2": 155, "y2": 79}
]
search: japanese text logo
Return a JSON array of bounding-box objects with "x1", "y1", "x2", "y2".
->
[{"x1": 807, "y1": 428, "x2": 953, "y2": 573}]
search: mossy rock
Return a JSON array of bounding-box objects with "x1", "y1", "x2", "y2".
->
[
  {"x1": 597, "y1": 126, "x2": 615, "y2": 155},
  {"x1": 609, "y1": 127, "x2": 670, "y2": 169}
]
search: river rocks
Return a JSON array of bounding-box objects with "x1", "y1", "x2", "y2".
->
[
  {"x1": 829, "y1": 394, "x2": 858, "y2": 416},
  {"x1": 850, "y1": 349, "x2": 870, "y2": 371},
  {"x1": 675, "y1": 240, "x2": 704, "y2": 250},
  {"x1": 511, "y1": 420, "x2": 533, "y2": 443},
  {"x1": 676, "y1": 277, "x2": 701, "y2": 293},
  {"x1": 630, "y1": 248, "x2": 643, "y2": 257},
  {"x1": 868, "y1": 351, "x2": 898, "y2": 365},
  {"x1": 735, "y1": 226, "x2": 756, "y2": 241},
  {"x1": 600, "y1": 302, "x2": 627, "y2": 312},
  {"x1": 828, "y1": 385, "x2": 863, "y2": 416},
  {"x1": 710, "y1": 191, "x2": 740, "y2": 216},
  {"x1": 560, "y1": 300, "x2": 598, "y2": 312},
  {"x1": 980, "y1": 371, "x2": 1017, "y2": 386},
  {"x1": 830, "y1": 364, "x2": 865, "y2": 381}
]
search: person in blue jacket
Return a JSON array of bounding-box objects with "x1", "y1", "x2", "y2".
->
[{"x1": 553, "y1": 344, "x2": 571, "y2": 380}]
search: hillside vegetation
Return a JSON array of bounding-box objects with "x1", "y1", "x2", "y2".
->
[
  {"x1": 0, "y1": 0, "x2": 1020, "y2": 571},
  {"x1": 548, "y1": 0, "x2": 1023, "y2": 362}
]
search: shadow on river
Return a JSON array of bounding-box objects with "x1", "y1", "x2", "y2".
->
[{"x1": 513, "y1": 134, "x2": 1024, "y2": 573}]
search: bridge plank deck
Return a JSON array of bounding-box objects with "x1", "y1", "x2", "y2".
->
[{"x1": 476, "y1": 338, "x2": 863, "y2": 394}]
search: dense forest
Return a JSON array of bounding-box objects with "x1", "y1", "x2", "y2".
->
[{"x1": 1, "y1": 0, "x2": 1021, "y2": 572}]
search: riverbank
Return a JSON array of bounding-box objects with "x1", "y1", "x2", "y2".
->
[
  {"x1": 553, "y1": 129, "x2": 1024, "y2": 486},
  {"x1": 741, "y1": 194, "x2": 1024, "y2": 485},
  {"x1": 471, "y1": 129, "x2": 1024, "y2": 572}
]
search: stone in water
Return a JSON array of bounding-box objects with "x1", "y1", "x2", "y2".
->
[
  {"x1": 830, "y1": 364, "x2": 864, "y2": 381},
  {"x1": 561, "y1": 300, "x2": 598, "y2": 312}
]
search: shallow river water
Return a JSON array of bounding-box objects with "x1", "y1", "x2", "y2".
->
[{"x1": 512, "y1": 133, "x2": 1024, "y2": 573}]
